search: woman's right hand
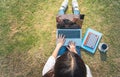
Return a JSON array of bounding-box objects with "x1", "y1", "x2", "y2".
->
[{"x1": 67, "y1": 41, "x2": 77, "y2": 54}]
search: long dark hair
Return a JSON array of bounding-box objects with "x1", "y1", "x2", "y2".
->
[
  {"x1": 43, "y1": 51, "x2": 86, "y2": 77},
  {"x1": 42, "y1": 69, "x2": 54, "y2": 77}
]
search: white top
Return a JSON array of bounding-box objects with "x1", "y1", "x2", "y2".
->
[{"x1": 42, "y1": 56, "x2": 92, "y2": 77}]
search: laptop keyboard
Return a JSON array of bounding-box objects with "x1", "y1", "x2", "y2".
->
[{"x1": 58, "y1": 30, "x2": 80, "y2": 38}]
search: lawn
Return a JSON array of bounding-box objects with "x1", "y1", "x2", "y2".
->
[{"x1": 0, "y1": 0, "x2": 120, "y2": 77}]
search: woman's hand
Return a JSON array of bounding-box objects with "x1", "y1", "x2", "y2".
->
[
  {"x1": 67, "y1": 41, "x2": 77, "y2": 54},
  {"x1": 57, "y1": 34, "x2": 65, "y2": 48},
  {"x1": 52, "y1": 34, "x2": 65, "y2": 58}
]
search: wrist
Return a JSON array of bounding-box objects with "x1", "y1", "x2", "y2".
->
[
  {"x1": 52, "y1": 45, "x2": 62, "y2": 58},
  {"x1": 57, "y1": 44, "x2": 63, "y2": 48},
  {"x1": 56, "y1": 44, "x2": 62, "y2": 49},
  {"x1": 71, "y1": 49, "x2": 77, "y2": 54},
  {"x1": 73, "y1": 50, "x2": 77, "y2": 54},
  {"x1": 72, "y1": 49, "x2": 76, "y2": 52}
]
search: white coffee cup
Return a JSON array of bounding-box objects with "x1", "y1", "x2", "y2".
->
[{"x1": 98, "y1": 43, "x2": 108, "y2": 53}]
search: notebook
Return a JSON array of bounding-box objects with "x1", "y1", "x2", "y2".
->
[{"x1": 81, "y1": 28, "x2": 102, "y2": 54}]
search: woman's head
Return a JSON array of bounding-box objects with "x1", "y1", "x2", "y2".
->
[
  {"x1": 54, "y1": 51, "x2": 86, "y2": 77},
  {"x1": 43, "y1": 51, "x2": 86, "y2": 77}
]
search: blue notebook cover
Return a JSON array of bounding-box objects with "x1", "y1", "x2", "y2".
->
[{"x1": 81, "y1": 28, "x2": 102, "y2": 54}]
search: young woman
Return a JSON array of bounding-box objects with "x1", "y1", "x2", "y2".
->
[{"x1": 42, "y1": 34, "x2": 92, "y2": 77}]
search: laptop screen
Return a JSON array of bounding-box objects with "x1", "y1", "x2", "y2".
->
[{"x1": 58, "y1": 29, "x2": 80, "y2": 38}]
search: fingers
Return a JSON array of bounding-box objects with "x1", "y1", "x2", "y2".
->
[
  {"x1": 58, "y1": 34, "x2": 66, "y2": 44},
  {"x1": 68, "y1": 41, "x2": 76, "y2": 46},
  {"x1": 58, "y1": 34, "x2": 65, "y2": 39},
  {"x1": 66, "y1": 46, "x2": 70, "y2": 50},
  {"x1": 67, "y1": 41, "x2": 76, "y2": 52}
]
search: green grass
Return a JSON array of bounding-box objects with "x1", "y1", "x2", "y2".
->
[{"x1": 0, "y1": 0, "x2": 120, "y2": 77}]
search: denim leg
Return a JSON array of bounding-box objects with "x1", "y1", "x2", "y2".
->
[
  {"x1": 72, "y1": 0, "x2": 80, "y2": 15},
  {"x1": 76, "y1": 46, "x2": 81, "y2": 57},
  {"x1": 73, "y1": 10, "x2": 80, "y2": 15},
  {"x1": 58, "y1": 0, "x2": 68, "y2": 15},
  {"x1": 58, "y1": 10, "x2": 65, "y2": 15},
  {"x1": 58, "y1": 46, "x2": 81, "y2": 57},
  {"x1": 58, "y1": 46, "x2": 67, "y2": 56}
]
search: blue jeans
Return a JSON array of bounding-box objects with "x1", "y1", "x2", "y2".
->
[
  {"x1": 73, "y1": 10, "x2": 80, "y2": 15},
  {"x1": 58, "y1": 10, "x2": 65, "y2": 15},
  {"x1": 58, "y1": 46, "x2": 81, "y2": 56},
  {"x1": 58, "y1": 0, "x2": 80, "y2": 15},
  {"x1": 58, "y1": 9, "x2": 80, "y2": 15}
]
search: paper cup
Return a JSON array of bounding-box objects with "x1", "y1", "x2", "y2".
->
[{"x1": 98, "y1": 43, "x2": 108, "y2": 53}]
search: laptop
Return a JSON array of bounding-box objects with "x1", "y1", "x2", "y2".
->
[
  {"x1": 56, "y1": 14, "x2": 84, "y2": 46},
  {"x1": 57, "y1": 29, "x2": 81, "y2": 46}
]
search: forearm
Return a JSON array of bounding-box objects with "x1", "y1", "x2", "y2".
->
[
  {"x1": 52, "y1": 34, "x2": 65, "y2": 58},
  {"x1": 52, "y1": 45, "x2": 61, "y2": 58}
]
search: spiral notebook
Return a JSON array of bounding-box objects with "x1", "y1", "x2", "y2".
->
[{"x1": 81, "y1": 28, "x2": 102, "y2": 54}]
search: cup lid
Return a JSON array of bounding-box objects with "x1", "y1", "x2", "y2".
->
[{"x1": 98, "y1": 43, "x2": 108, "y2": 52}]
